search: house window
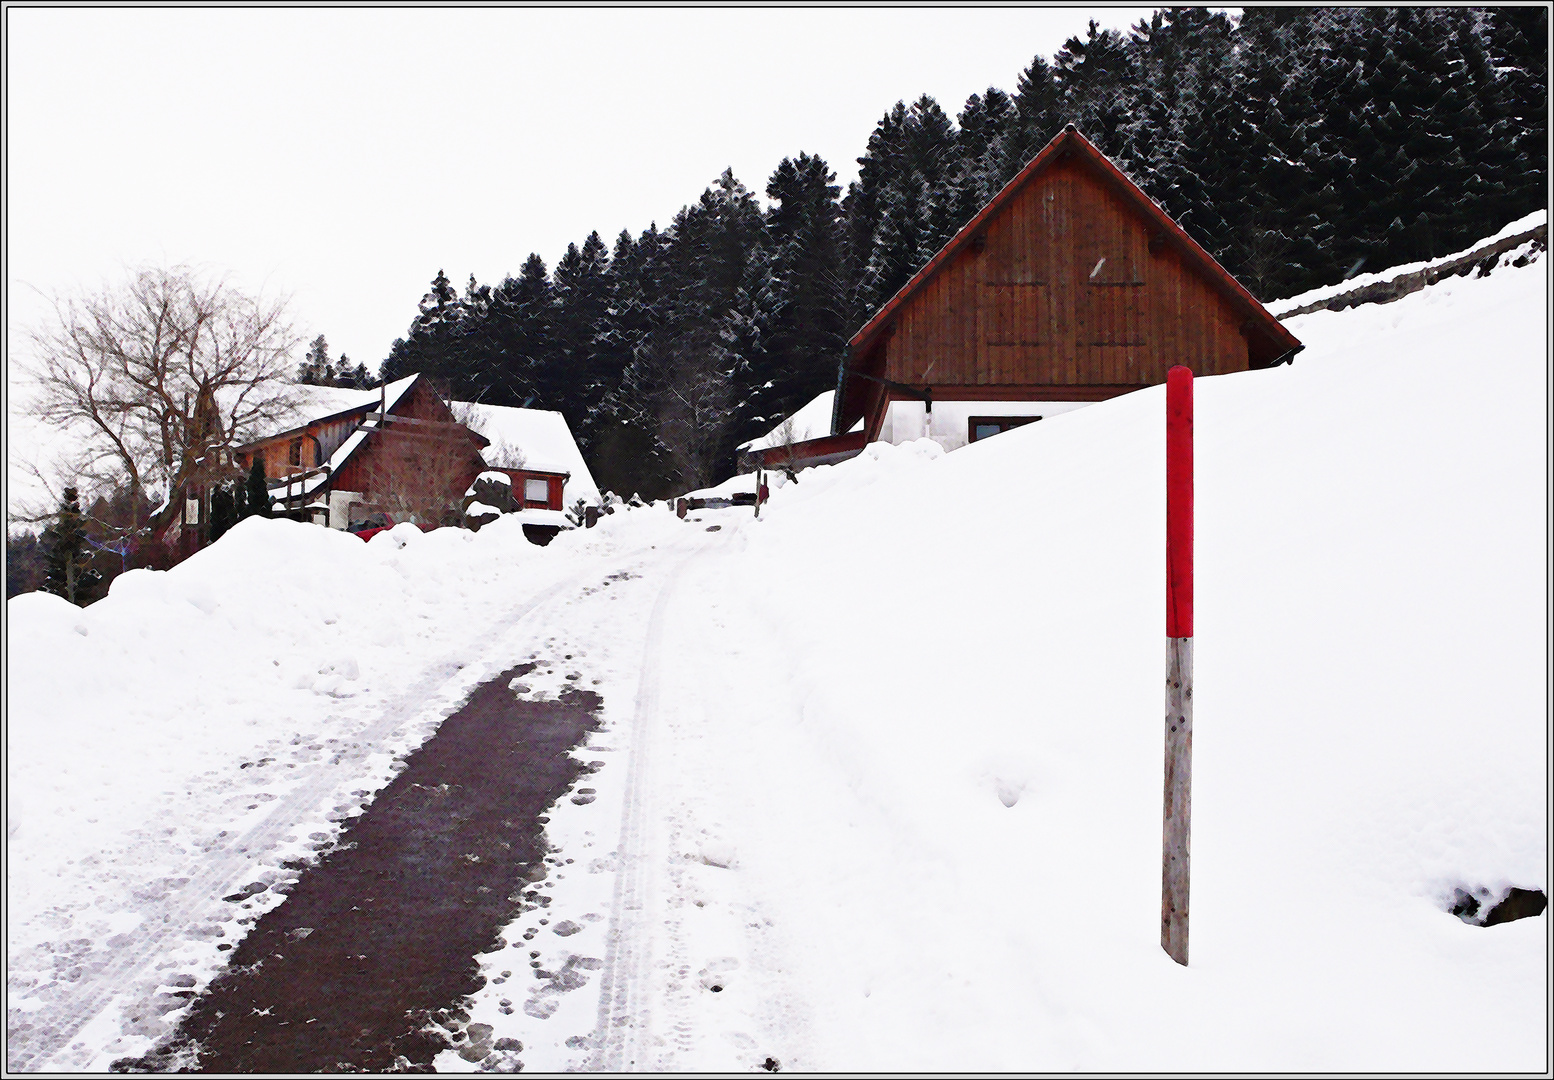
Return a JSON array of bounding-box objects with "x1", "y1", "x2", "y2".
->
[
  {"x1": 289, "y1": 439, "x2": 302, "y2": 467},
  {"x1": 968, "y1": 416, "x2": 1042, "y2": 443},
  {"x1": 524, "y1": 478, "x2": 550, "y2": 505},
  {"x1": 185, "y1": 493, "x2": 201, "y2": 525}
]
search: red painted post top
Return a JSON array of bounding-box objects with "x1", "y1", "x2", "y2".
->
[{"x1": 1166, "y1": 365, "x2": 1194, "y2": 638}]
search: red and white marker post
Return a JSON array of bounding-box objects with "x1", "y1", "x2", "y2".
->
[{"x1": 1162, "y1": 364, "x2": 1194, "y2": 967}]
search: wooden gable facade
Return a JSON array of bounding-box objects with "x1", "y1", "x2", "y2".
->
[{"x1": 823, "y1": 125, "x2": 1301, "y2": 454}]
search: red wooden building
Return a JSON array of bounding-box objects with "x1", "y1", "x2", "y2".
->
[
  {"x1": 236, "y1": 374, "x2": 571, "y2": 528},
  {"x1": 155, "y1": 373, "x2": 573, "y2": 561},
  {"x1": 758, "y1": 125, "x2": 1302, "y2": 470}
]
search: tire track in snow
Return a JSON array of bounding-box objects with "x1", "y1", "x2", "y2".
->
[
  {"x1": 10, "y1": 561, "x2": 600, "y2": 1073},
  {"x1": 589, "y1": 549, "x2": 700, "y2": 1072}
]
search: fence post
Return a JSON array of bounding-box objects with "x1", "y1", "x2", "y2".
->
[{"x1": 1162, "y1": 364, "x2": 1194, "y2": 967}]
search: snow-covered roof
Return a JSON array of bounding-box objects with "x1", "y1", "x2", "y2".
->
[
  {"x1": 454, "y1": 401, "x2": 600, "y2": 505},
  {"x1": 258, "y1": 375, "x2": 423, "y2": 499},
  {"x1": 257, "y1": 373, "x2": 421, "y2": 443},
  {"x1": 739, "y1": 391, "x2": 854, "y2": 452}
]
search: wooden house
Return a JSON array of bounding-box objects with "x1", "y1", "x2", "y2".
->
[
  {"x1": 757, "y1": 126, "x2": 1302, "y2": 470},
  {"x1": 155, "y1": 373, "x2": 579, "y2": 562},
  {"x1": 235, "y1": 374, "x2": 575, "y2": 529}
]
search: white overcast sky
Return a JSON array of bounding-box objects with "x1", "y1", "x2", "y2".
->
[{"x1": 7, "y1": 6, "x2": 1172, "y2": 376}]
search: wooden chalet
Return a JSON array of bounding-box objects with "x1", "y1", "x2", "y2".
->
[
  {"x1": 155, "y1": 373, "x2": 574, "y2": 562},
  {"x1": 236, "y1": 374, "x2": 571, "y2": 527},
  {"x1": 757, "y1": 125, "x2": 1302, "y2": 470}
]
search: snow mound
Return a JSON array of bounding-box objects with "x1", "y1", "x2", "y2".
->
[{"x1": 722, "y1": 248, "x2": 1545, "y2": 1070}]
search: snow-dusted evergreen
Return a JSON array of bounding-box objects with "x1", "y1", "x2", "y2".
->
[{"x1": 369, "y1": 8, "x2": 1544, "y2": 500}]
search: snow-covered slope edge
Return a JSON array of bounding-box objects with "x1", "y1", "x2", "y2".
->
[
  {"x1": 1267, "y1": 208, "x2": 1545, "y2": 317},
  {"x1": 705, "y1": 242, "x2": 1546, "y2": 1070}
]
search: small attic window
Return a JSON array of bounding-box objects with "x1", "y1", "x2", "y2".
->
[
  {"x1": 288, "y1": 439, "x2": 302, "y2": 467},
  {"x1": 969, "y1": 416, "x2": 1042, "y2": 443}
]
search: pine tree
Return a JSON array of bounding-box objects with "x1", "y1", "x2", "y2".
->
[
  {"x1": 1008, "y1": 55, "x2": 1065, "y2": 174},
  {"x1": 42, "y1": 487, "x2": 100, "y2": 606},
  {"x1": 243, "y1": 457, "x2": 272, "y2": 519},
  {"x1": 380, "y1": 269, "x2": 467, "y2": 386},
  {"x1": 485, "y1": 253, "x2": 551, "y2": 409},
  {"x1": 1053, "y1": 20, "x2": 1137, "y2": 154},
  {"x1": 209, "y1": 485, "x2": 237, "y2": 542},
  {"x1": 298, "y1": 334, "x2": 332, "y2": 384},
  {"x1": 761, "y1": 152, "x2": 848, "y2": 423},
  {"x1": 547, "y1": 231, "x2": 614, "y2": 422}
]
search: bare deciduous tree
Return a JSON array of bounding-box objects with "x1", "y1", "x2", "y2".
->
[
  {"x1": 625, "y1": 328, "x2": 739, "y2": 493},
  {"x1": 451, "y1": 400, "x2": 526, "y2": 469},
  {"x1": 20, "y1": 266, "x2": 303, "y2": 524},
  {"x1": 765, "y1": 414, "x2": 804, "y2": 483}
]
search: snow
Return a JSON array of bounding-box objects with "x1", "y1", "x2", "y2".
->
[
  {"x1": 508, "y1": 507, "x2": 572, "y2": 529},
  {"x1": 1266, "y1": 208, "x2": 1546, "y2": 316},
  {"x1": 680, "y1": 469, "x2": 795, "y2": 502},
  {"x1": 7, "y1": 235, "x2": 1546, "y2": 1072},
  {"x1": 738, "y1": 390, "x2": 841, "y2": 452},
  {"x1": 455, "y1": 401, "x2": 600, "y2": 505},
  {"x1": 465, "y1": 500, "x2": 501, "y2": 517},
  {"x1": 265, "y1": 374, "x2": 419, "y2": 435},
  {"x1": 473, "y1": 470, "x2": 512, "y2": 487}
]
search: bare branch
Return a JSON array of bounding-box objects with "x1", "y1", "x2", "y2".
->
[{"x1": 17, "y1": 265, "x2": 303, "y2": 505}]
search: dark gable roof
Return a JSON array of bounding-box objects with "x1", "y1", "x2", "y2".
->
[{"x1": 837, "y1": 126, "x2": 1301, "y2": 431}]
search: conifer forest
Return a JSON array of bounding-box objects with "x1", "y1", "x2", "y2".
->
[{"x1": 376, "y1": 8, "x2": 1546, "y2": 499}]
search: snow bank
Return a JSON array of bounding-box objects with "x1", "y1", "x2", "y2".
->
[
  {"x1": 5, "y1": 514, "x2": 586, "y2": 1066},
  {"x1": 7, "y1": 235, "x2": 1545, "y2": 1072},
  {"x1": 1267, "y1": 209, "x2": 1546, "y2": 316},
  {"x1": 706, "y1": 246, "x2": 1546, "y2": 1069}
]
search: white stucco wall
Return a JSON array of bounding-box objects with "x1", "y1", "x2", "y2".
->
[{"x1": 877, "y1": 399, "x2": 1097, "y2": 452}]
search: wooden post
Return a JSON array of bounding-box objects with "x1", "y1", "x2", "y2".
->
[{"x1": 1162, "y1": 364, "x2": 1194, "y2": 967}]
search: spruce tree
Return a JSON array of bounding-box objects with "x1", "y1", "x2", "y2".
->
[
  {"x1": 209, "y1": 485, "x2": 237, "y2": 542},
  {"x1": 42, "y1": 487, "x2": 100, "y2": 606},
  {"x1": 762, "y1": 152, "x2": 848, "y2": 422},
  {"x1": 243, "y1": 457, "x2": 272, "y2": 519},
  {"x1": 299, "y1": 334, "x2": 331, "y2": 384}
]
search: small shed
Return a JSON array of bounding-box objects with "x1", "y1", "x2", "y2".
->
[{"x1": 764, "y1": 125, "x2": 1301, "y2": 470}]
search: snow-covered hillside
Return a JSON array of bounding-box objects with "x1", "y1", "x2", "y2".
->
[{"x1": 7, "y1": 239, "x2": 1545, "y2": 1072}]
